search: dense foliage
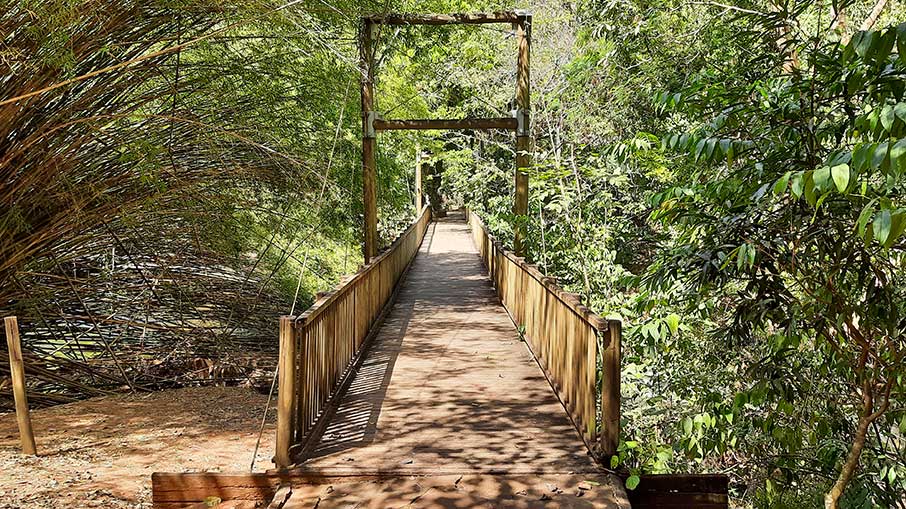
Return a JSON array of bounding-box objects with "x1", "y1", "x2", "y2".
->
[{"x1": 3, "y1": 0, "x2": 905, "y2": 506}]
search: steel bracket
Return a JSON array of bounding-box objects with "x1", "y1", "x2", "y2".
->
[
  {"x1": 512, "y1": 108, "x2": 530, "y2": 136},
  {"x1": 364, "y1": 111, "x2": 381, "y2": 138}
]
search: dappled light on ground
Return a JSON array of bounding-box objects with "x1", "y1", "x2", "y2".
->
[{"x1": 0, "y1": 386, "x2": 275, "y2": 508}]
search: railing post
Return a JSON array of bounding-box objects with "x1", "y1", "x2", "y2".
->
[
  {"x1": 275, "y1": 315, "x2": 296, "y2": 468},
  {"x1": 600, "y1": 319, "x2": 621, "y2": 458},
  {"x1": 4, "y1": 317, "x2": 36, "y2": 455}
]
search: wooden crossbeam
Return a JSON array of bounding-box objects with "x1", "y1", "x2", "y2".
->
[
  {"x1": 364, "y1": 12, "x2": 522, "y2": 25},
  {"x1": 374, "y1": 118, "x2": 516, "y2": 131}
]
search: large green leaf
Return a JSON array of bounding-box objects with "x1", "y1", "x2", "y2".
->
[
  {"x1": 831, "y1": 164, "x2": 850, "y2": 193},
  {"x1": 773, "y1": 172, "x2": 791, "y2": 195},
  {"x1": 856, "y1": 200, "x2": 876, "y2": 237},
  {"x1": 895, "y1": 103, "x2": 906, "y2": 124},
  {"x1": 814, "y1": 166, "x2": 830, "y2": 191},
  {"x1": 626, "y1": 475, "x2": 640, "y2": 490},
  {"x1": 881, "y1": 105, "x2": 895, "y2": 132},
  {"x1": 873, "y1": 208, "x2": 892, "y2": 245},
  {"x1": 885, "y1": 212, "x2": 906, "y2": 248}
]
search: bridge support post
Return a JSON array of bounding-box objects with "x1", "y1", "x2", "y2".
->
[
  {"x1": 513, "y1": 12, "x2": 531, "y2": 256},
  {"x1": 361, "y1": 19, "x2": 378, "y2": 264},
  {"x1": 275, "y1": 316, "x2": 296, "y2": 468},
  {"x1": 600, "y1": 319, "x2": 621, "y2": 458}
]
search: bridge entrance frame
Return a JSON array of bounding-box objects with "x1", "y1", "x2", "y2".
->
[{"x1": 360, "y1": 11, "x2": 532, "y2": 263}]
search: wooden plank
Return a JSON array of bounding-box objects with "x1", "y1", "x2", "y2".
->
[
  {"x1": 152, "y1": 473, "x2": 280, "y2": 504},
  {"x1": 153, "y1": 472, "x2": 630, "y2": 508},
  {"x1": 4, "y1": 316, "x2": 36, "y2": 455},
  {"x1": 266, "y1": 483, "x2": 293, "y2": 509},
  {"x1": 621, "y1": 474, "x2": 728, "y2": 509},
  {"x1": 626, "y1": 474, "x2": 729, "y2": 493},
  {"x1": 627, "y1": 493, "x2": 728, "y2": 508},
  {"x1": 374, "y1": 117, "x2": 517, "y2": 131},
  {"x1": 292, "y1": 231, "x2": 428, "y2": 463},
  {"x1": 364, "y1": 12, "x2": 521, "y2": 25}
]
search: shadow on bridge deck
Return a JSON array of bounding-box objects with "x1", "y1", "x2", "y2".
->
[{"x1": 284, "y1": 212, "x2": 629, "y2": 507}]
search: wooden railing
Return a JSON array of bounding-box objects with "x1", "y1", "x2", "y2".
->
[
  {"x1": 275, "y1": 207, "x2": 432, "y2": 467},
  {"x1": 466, "y1": 210, "x2": 622, "y2": 457}
]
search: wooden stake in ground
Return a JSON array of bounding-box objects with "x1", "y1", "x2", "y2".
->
[{"x1": 4, "y1": 316, "x2": 37, "y2": 455}]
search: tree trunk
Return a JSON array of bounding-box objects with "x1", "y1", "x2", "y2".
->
[
  {"x1": 859, "y1": 0, "x2": 888, "y2": 31},
  {"x1": 824, "y1": 415, "x2": 869, "y2": 507}
]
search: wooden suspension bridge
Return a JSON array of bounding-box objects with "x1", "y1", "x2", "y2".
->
[{"x1": 149, "y1": 12, "x2": 729, "y2": 509}]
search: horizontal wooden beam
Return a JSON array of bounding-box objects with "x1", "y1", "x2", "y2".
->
[
  {"x1": 374, "y1": 118, "x2": 517, "y2": 131},
  {"x1": 364, "y1": 12, "x2": 524, "y2": 25}
]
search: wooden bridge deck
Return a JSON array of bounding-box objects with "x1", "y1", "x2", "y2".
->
[{"x1": 284, "y1": 213, "x2": 628, "y2": 507}]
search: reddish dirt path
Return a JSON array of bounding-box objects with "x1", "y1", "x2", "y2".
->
[{"x1": 0, "y1": 387, "x2": 275, "y2": 508}]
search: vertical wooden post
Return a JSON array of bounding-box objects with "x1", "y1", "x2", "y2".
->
[
  {"x1": 275, "y1": 316, "x2": 296, "y2": 468},
  {"x1": 600, "y1": 319, "x2": 621, "y2": 458},
  {"x1": 361, "y1": 19, "x2": 378, "y2": 264},
  {"x1": 4, "y1": 317, "x2": 36, "y2": 455},
  {"x1": 513, "y1": 12, "x2": 531, "y2": 256},
  {"x1": 415, "y1": 147, "x2": 423, "y2": 212}
]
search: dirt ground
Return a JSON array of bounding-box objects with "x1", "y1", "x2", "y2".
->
[{"x1": 0, "y1": 386, "x2": 275, "y2": 508}]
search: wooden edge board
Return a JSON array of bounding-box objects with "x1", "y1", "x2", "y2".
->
[
  {"x1": 153, "y1": 468, "x2": 620, "y2": 505},
  {"x1": 618, "y1": 473, "x2": 729, "y2": 493}
]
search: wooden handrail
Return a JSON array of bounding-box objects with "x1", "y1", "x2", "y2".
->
[
  {"x1": 275, "y1": 207, "x2": 432, "y2": 467},
  {"x1": 465, "y1": 209, "x2": 621, "y2": 459}
]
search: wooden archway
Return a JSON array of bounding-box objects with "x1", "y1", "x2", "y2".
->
[{"x1": 359, "y1": 11, "x2": 532, "y2": 262}]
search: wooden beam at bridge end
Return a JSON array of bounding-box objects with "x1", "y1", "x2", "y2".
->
[
  {"x1": 275, "y1": 316, "x2": 296, "y2": 468},
  {"x1": 513, "y1": 13, "x2": 531, "y2": 256},
  {"x1": 600, "y1": 319, "x2": 621, "y2": 458},
  {"x1": 361, "y1": 19, "x2": 378, "y2": 264}
]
